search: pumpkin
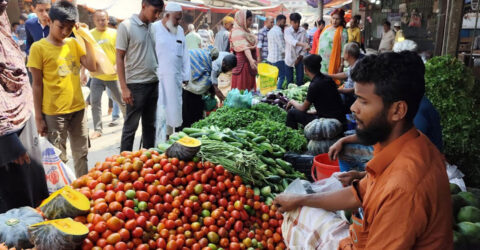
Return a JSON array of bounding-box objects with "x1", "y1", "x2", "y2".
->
[
  {"x1": 166, "y1": 136, "x2": 202, "y2": 161},
  {"x1": 307, "y1": 139, "x2": 339, "y2": 155},
  {"x1": 304, "y1": 118, "x2": 343, "y2": 140},
  {"x1": 28, "y1": 218, "x2": 88, "y2": 250},
  {"x1": 39, "y1": 185, "x2": 90, "y2": 220},
  {"x1": 0, "y1": 207, "x2": 44, "y2": 249}
]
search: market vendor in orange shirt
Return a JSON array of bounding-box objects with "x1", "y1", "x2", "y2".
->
[{"x1": 274, "y1": 52, "x2": 453, "y2": 249}]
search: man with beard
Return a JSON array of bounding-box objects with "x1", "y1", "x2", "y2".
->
[
  {"x1": 267, "y1": 14, "x2": 286, "y2": 89},
  {"x1": 274, "y1": 52, "x2": 453, "y2": 249},
  {"x1": 181, "y1": 48, "x2": 237, "y2": 128},
  {"x1": 152, "y1": 2, "x2": 190, "y2": 143},
  {"x1": 116, "y1": 0, "x2": 163, "y2": 151}
]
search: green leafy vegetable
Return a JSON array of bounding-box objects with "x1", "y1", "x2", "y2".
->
[{"x1": 246, "y1": 120, "x2": 307, "y2": 152}]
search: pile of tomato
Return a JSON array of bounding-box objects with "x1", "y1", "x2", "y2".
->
[{"x1": 72, "y1": 149, "x2": 286, "y2": 250}]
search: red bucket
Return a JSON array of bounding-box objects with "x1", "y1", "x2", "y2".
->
[{"x1": 311, "y1": 153, "x2": 340, "y2": 182}]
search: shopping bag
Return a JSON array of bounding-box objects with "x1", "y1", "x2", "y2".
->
[
  {"x1": 257, "y1": 63, "x2": 278, "y2": 95},
  {"x1": 73, "y1": 25, "x2": 116, "y2": 76},
  {"x1": 39, "y1": 137, "x2": 75, "y2": 193},
  {"x1": 281, "y1": 176, "x2": 349, "y2": 249}
]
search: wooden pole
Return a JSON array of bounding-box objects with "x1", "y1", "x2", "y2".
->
[{"x1": 318, "y1": 0, "x2": 323, "y2": 20}]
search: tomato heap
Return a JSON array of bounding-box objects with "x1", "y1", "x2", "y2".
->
[{"x1": 72, "y1": 149, "x2": 285, "y2": 250}]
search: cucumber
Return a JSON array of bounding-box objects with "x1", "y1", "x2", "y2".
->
[
  {"x1": 276, "y1": 168, "x2": 287, "y2": 177},
  {"x1": 237, "y1": 129, "x2": 257, "y2": 139},
  {"x1": 276, "y1": 158, "x2": 294, "y2": 172},
  {"x1": 252, "y1": 136, "x2": 267, "y2": 143},
  {"x1": 157, "y1": 143, "x2": 171, "y2": 152},
  {"x1": 169, "y1": 134, "x2": 181, "y2": 141},
  {"x1": 228, "y1": 142, "x2": 244, "y2": 148},
  {"x1": 178, "y1": 131, "x2": 188, "y2": 138},
  {"x1": 182, "y1": 127, "x2": 203, "y2": 135},
  {"x1": 235, "y1": 132, "x2": 248, "y2": 139},
  {"x1": 259, "y1": 142, "x2": 273, "y2": 153},
  {"x1": 265, "y1": 175, "x2": 281, "y2": 183},
  {"x1": 271, "y1": 151, "x2": 284, "y2": 158},
  {"x1": 189, "y1": 132, "x2": 209, "y2": 138},
  {"x1": 208, "y1": 133, "x2": 223, "y2": 141},
  {"x1": 282, "y1": 179, "x2": 289, "y2": 190},
  {"x1": 221, "y1": 135, "x2": 237, "y2": 142},
  {"x1": 259, "y1": 155, "x2": 276, "y2": 166}
]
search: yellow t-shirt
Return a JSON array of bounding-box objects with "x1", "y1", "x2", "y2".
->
[
  {"x1": 27, "y1": 38, "x2": 86, "y2": 115},
  {"x1": 90, "y1": 28, "x2": 118, "y2": 81},
  {"x1": 347, "y1": 27, "x2": 361, "y2": 44}
]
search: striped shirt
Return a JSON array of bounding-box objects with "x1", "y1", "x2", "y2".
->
[
  {"x1": 257, "y1": 26, "x2": 270, "y2": 61},
  {"x1": 267, "y1": 25, "x2": 285, "y2": 63}
]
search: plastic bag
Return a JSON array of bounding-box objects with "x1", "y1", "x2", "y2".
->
[
  {"x1": 446, "y1": 162, "x2": 467, "y2": 192},
  {"x1": 282, "y1": 175, "x2": 349, "y2": 249},
  {"x1": 224, "y1": 89, "x2": 253, "y2": 108},
  {"x1": 203, "y1": 95, "x2": 217, "y2": 112},
  {"x1": 39, "y1": 137, "x2": 75, "y2": 193},
  {"x1": 72, "y1": 25, "x2": 116, "y2": 76}
]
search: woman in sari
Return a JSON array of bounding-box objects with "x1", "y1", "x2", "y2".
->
[
  {"x1": 0, "y1": 2, "x2": 48, "y2": 212},
  {"x1": 317, "y1": 9, "x2": 348, "y2": 82},
  {"x1": 231, "y1": 10, "x2": 257, "y2": 91}
]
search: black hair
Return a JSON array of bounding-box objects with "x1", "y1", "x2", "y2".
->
[
  {"x1": 246, "y1": 10, "x2": 253, "y2": 19},
  {"x1": 350, "y1": 52, "x2": 425, "y2": 123},
  {"x1": 318, "y1": 19, "x2": 325, "y2": 26},
  {"x1": 109, "y1": 16, "x2": 118, "y2": 27},
  {"x1": 20, "y1": 13, "x2": 29, "y2": 21},
  {"x1": 33, "y1": 0, "x2": 51, "y2": 7},
  {"x1": 49, "y1": 0, "x2": 77, "y2": 23},
  {"x1": 201, "y1": 23, "x2": 209, "y2": 29},
  {"x1": 142, "y1": 0, "x2": 164, "y2": 8},
  {"x1": 303, "y1": 54, "x2": 322, "y2": 75},
  {"x1": 290, "y1": 13, "x2": 302, "y2": 23},
  {"x1": 223, "y1": 54, "x2": 237, "y2": 70},
  {"x1": 276, "y1": 14, "x2": 286, "y2": 22},
  {"x1": 302, "y1": 23, "x2": 309, "y2": 29},
  {"x1": 384, "y1": 21, "x2": 391, "y2": 27},
  {"x1": 353, "y1": 15, "x2": 361, "y2": 22},
  {"x1": 12, "y1": 22, "x2": 20, "y2": 30}
]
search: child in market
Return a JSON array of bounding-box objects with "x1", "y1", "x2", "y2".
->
[{"x1": 27, "y1": 0, "x2": 97, "y2": 178}]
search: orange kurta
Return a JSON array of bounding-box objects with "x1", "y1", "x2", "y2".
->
[{"x1": 339, "y1": 128, "x2": 453, "y2": 250}]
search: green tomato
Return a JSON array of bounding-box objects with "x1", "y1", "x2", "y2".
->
[
  {"x1": 133, "y1": 199, "x2": 139, "y2": 206},
  {"x1": 138, "y1": 201, "x2": 148, "y2": 211},
  {"x1": 125, "y1": 189, "x2": 136, "y2": 199},
  {"x1": 208, "y1": 243, "x2": 218, "y2": 250},
  {"x1": 201, "y1": 210, "x2": 211, "y2": 217},
  {"x1": 189, "y1": 195, "x2": 199, "y2": 202},
  {"x1": 194, "y1": 184, "x2": 203, "y2": 195}
]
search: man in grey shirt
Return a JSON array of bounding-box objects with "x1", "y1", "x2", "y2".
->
[{"x1": 116, "y1": 0, "x2": 163, "y2": 151}]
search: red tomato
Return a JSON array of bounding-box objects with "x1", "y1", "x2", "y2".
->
[
  {"x1": 234, "y1": 221, "x2": 243, "y2": 232},
  {"x1": 131, "y1": 227, "x2": 143, "y2": 238}
]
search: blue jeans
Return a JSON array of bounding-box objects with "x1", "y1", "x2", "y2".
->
[
  {"x1": 107, "y1": 89, "x2": 120, "y2": 120},
  {"x1": 286, "y1": 61, "x2": 304, "y2": 86},
  {"x1": 272, "y1": 61, "x2": 286, "y2": 89},
  {"x1": 338, "y1": 144, "x2": 373, "y2": 172}
]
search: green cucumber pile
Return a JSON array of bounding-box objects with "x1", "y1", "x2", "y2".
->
[{"x1": 156, "y1": 126, "x2": 305, "y2": 197}]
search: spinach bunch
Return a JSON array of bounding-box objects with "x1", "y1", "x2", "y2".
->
[{"x1": 246, "y1": 120, "x2": 307, "y2": 153}]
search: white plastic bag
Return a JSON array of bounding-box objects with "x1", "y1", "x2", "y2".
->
[
  {"x1": 39, "y1": 137, "x2": 75, "y2": 193},
  {"x1": 446, "y1": 161, "x2": 467, "y2": 192},
  {"x1": 282, "y1": 175, "x2": 349, "y2": 249}
]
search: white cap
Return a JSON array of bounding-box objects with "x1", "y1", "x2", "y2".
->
[
  {"x1": 165, "y1": 2, "x2": 182, "y2": 12},
  {"x1": 394, "y1": 21, "x2": 401, "y2": 27}
]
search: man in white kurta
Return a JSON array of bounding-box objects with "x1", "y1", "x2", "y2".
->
[{"x1": 152, "y1": 3, "x2": 190, "y2": 143}]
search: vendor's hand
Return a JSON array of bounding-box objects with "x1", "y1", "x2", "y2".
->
[
  {"x1": 35, "y1": 117, "x2": 48, "y2": 137},
  {"x1": 337, "y1": 170, "x2": 361, "y2": 187},
  {"x1": 273, "y1": 193, "x2": 301, "y2": 213},
  {"x1": 13, "y1": 153, "x2": 31, "y2": 165},
  {"x1": 121, "y1": 86, "x2": 134, "y2": 105},
  {"x1": 328, "y1": 138, "x2": 344, "y2": 161},
  {"x1": 285, "y1": 100, "x2": 294, "y2": 110}
]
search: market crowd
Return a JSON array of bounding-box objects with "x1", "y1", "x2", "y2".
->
[{"x1": 1, "y1": 0, "x2": 453, "y2": 248}]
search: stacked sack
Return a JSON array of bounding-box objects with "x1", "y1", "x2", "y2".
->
[{"x1": 304, "y1": 118, "x2": 343, "y2": 155}]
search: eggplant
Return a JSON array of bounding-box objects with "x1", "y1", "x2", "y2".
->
[
  {"x1": 277, "y1": 92, "x2": 284, "y2": 97},
  {"x1": 266, "y1": 92, "x2": 276, "y2": 100},
  {"x1": 273, "y1": 99, "x2": 281, "y2": 105}
]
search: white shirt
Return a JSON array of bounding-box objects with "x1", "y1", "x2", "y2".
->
[
  {"x1": 152, "y1": 21, "x2": 190, "y2": 143},
  {"x1": 378, "y1": 29, "x2": 395, "y2": 52},
  {"x1": 267, "y1": 25, "x2": 285, "y2": 63},
  {"x1": 284, "y1": 26, "x2": 307, "y2": 67}
]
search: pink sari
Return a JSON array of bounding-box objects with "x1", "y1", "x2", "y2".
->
[{"x1": 230, "y1": 10, "x2": 257, "y2": 91}]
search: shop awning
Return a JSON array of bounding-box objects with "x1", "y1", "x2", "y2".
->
[{"x1": 325, "y1": 0, "x2": 352, "y2": 8}]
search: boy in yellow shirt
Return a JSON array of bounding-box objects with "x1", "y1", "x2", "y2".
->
[
  {"x1": 28, "y1": 0, "x2": 97, "y2": 177},
  {"x1": 88, "y1": 10, "x2": 126, "y2": 139}
]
